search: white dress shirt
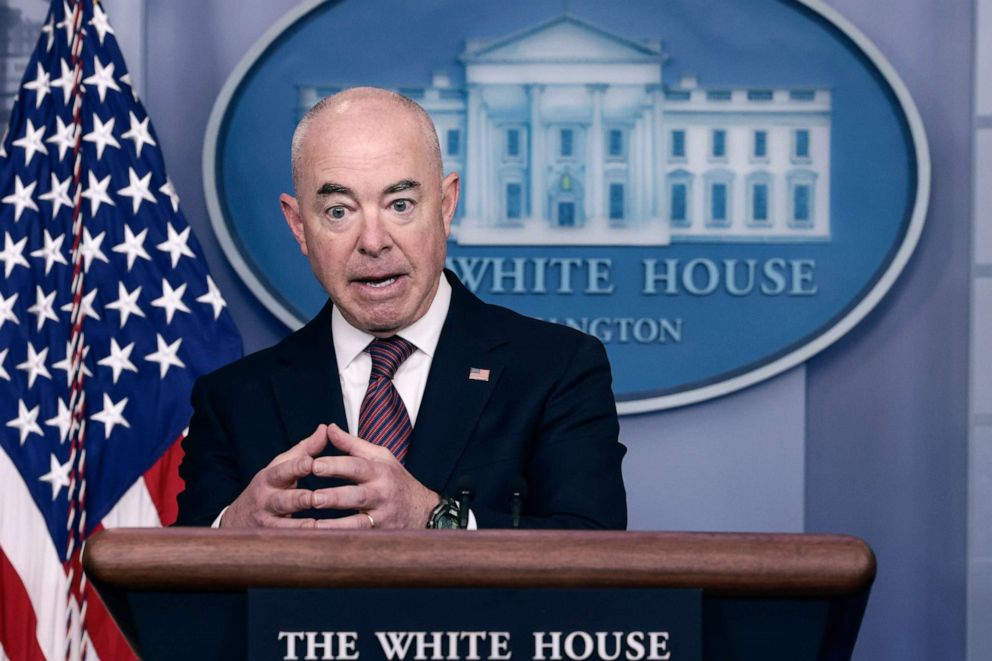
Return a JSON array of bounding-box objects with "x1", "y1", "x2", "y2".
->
[{"x1": 332, "y1": 275, "x2": 451, "y2": 431}]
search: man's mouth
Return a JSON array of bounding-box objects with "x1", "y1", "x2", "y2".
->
[{"x1": 354, "y1": 274, "x2": 403, "y2": 288}]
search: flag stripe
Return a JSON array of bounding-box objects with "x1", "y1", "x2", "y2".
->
[
  {"x1": 83, "y1": 582, "x2": 128, "y2": 661},
  {"x1": 0, "y1": 546, "x2": 46, "y2": 661},
  {"x1": 0, "y1": 449, "x2": 68, "y2": 661},
  {"x1": 100, "y1": 476, "x2": 161, "y2": 529},
  {"x1": 141, "y1": 434, "x2": 185, "y2": 526}
]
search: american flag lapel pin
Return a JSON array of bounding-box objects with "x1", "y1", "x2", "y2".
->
[{"x1": 469, "y1": 367, "x2": 491, "y2": 382}]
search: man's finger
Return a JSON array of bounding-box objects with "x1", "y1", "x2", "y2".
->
[
  {"x1": 313, "y1": 513, "x2": 374, "y2": 530},
  {"x1": 312, "y1": 484, "x2": 368, "y2": 510},
  {"x1": 299, "y1": 423, "x2": 332, "y2": 457},
  {"x1": 312, "y1": 455, "x2": 374, "y2": 483},
  {"x1": 265, "y1": 455, "x2": 314, "y2": 488},
  {"x1": 269, "y1": 488, "x2": 315, "y2": 515},
  {"x1": 265, "y1": 516, "x2": 318, "y2": 529},
  {"x1": 269, "y1": 424, "x2": 330, "y2": 466},
  {"x1": 326, "y1": 423, "x2": 389, "y2": 460}
]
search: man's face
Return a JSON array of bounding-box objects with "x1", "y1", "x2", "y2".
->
[{"x1": 280, "y1": 102, "x2": 459, "y2": 336}]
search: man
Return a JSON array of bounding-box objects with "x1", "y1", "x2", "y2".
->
[{"x1": 176, "y1": 88, "x2": 626, "y2": 529}]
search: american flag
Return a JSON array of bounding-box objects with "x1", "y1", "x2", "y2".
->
[
  {"x1": 468, "y1": 367, "x2": 490, "y2": 382},
  {"x1": 0, "y1": 1, "x2": 242, "y2": 659}
]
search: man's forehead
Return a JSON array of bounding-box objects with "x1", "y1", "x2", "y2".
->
[
  {"x1": 302, "y1": 125, "x2": 431, "y2": 189},
  {"x1": 306, "y1": 112, "x2": 425, "y2": 160}
]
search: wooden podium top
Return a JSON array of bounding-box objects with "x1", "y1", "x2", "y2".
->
[{"x1": 84, "y1": 529, "x2": 875, "y2": 598}]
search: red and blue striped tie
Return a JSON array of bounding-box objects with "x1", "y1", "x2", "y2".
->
[{"x1": 358, "y1": 336, "x2": 416, "y2": 463}]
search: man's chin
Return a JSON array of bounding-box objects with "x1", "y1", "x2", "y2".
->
[
  {"x1": 366, "y1": 322, "x2": 404, "y2": 337},
  {"x1": 351, "y1": 310, "x2": 407, "y2": 337}
]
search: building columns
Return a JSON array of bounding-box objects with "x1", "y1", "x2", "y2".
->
[
  {"x1": 528, "y1": 84, "x2": 545, "y2": 224},
  {"x1": 586, "y1": 84, "x2": 607, "y2": 226},
  {"x1": 481, "y1": 108, "x2": 493, "y2": 224},
  {"x1": 642, "y1": 106, "x2": 655, "y2": 222},
  {"x1": 630, "y1": 117, "x2": 642, "y2": 222},
  {"x1": 466, "y1": 85, "x2": 482, "y2": 221},
  {"x1": 651, "y1": 85, "x2": 666, "y2": 225}
]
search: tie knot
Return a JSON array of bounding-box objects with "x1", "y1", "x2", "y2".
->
[{"x1": 366, "y1": 336, "x2": 415, "y2": 379}]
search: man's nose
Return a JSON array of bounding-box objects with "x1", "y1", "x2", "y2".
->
[{"x1": 356, "y1": 208, "x2": 392, "y2": 255}]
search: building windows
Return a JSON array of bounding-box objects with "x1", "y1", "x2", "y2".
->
[
  {"x1": 558, "y1": 201, "x2": 576, "y2": 226},
  {"x1": 746, "y1": 172, "x2": 772, "y2": 225},
  {"x1": 560, "y1": 128, "x2": 574, "y2": 158},
  {"x1": 667, "y1": 170, "x2": 693, "y2": 228},
  {"x1": 671, "y1": 184, "x2": 688, "y2": 225},
  {"x1": 793, "y1": 185, "x2": 811, "y2": 223},
  {"x1": 505, "y1": 182, "x2": 523, "y2": 220},
  {"x1": 747, "y1": 89, "x2": 773, "y2": 101},
  {"x1": 752, "y1": 184, "x2": 769, "y2": 222},
  {"x1": 711, "y1": 184, "x2": 728, "y2": 223},
  {"x1": 553, "y1": 172, "x2": 581, "y2": 227},
  {"x1": 609, "y1": 183, "x2": 625, "y2": 221},
  {"x1": 753, "y1": 130, "x2": 768, "y2": 160},
  {"x1": 607, "y1": 129, "x2": 624, "y2": 158},
  {"x1": 670, "y1": 130, "x2": 686, "y2": 159},
  {"x1": 793, "y1": 129, "x2": 811, "y2": 161},
  {"x1": 707, "y1": 90, "x2": 732, "y2": 101},
  {"x1": 446, "y1": 129, "x2": 460, "y2": 157},
  {"x1": 705, "y1": 170, "x2": 734, "y2": 227},
  {"x1": 787, "y1": 170, "x2": 817, "y2": 227},
  {"x1": 711, "y1": 129, "x2": 727, "y2": 159},
  {"x1": 506, "y1": 128, "x2": 521, "y2": 158}
]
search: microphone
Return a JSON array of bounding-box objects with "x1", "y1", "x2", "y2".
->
[
  {"x1": 509, "y1": 477, "x2": 528, "y2": 529},
  {"x1": 454, "y1": 475, "x2": 474, "y2": 529}
]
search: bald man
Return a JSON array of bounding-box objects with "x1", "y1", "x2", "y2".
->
[{"x1": 176, "y1": 88, "x2": 627, "y2": 530}]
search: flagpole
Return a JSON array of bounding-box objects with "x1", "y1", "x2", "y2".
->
[{"x1": 64, "y1": 1, "x2": 90, "y2": 658}]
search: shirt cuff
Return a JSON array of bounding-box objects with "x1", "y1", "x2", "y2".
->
[{"x1": 211, "y1": 506, "x2": 229, "y2": 528}]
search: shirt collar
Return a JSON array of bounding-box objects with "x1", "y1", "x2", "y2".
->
[{"x1": 331, "y1": 274, "x2": 452, "y2": 370}]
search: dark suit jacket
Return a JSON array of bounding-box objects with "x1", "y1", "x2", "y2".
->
[{"x1": 175, "y1": 272, "x2": 627, "y2": 528}]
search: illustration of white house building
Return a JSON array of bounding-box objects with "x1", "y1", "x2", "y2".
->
[{"x1": 298, "y1": 14, "x2": 832, "y2": 246}]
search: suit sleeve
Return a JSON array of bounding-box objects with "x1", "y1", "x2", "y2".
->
[
  {"x1": 173, "y1": 376, "x2": 243, "y2": 526},
  {"x1": 473, "y1": 333, "x2": 628, "y2": 530}
]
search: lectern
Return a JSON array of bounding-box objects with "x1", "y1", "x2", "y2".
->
[{"x1": 84, "y1": 530, "x2": 874, "y2": 660}]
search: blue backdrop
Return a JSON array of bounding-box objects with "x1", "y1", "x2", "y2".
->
[{"x1": 128, "y1": 0, "x2": 972, "y2": 659}]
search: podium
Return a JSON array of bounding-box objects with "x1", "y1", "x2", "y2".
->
[{"x1": 84, "y1": 529, "x2": 874, "y2": 660}]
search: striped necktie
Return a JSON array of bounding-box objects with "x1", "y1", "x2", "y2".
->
[{"x1": 358, "y1": 336, "x2": 416, "y2": 463}]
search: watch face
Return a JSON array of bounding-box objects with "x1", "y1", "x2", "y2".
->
[{"x1": 435, "y1": 512, "x2": 461, "y2": 529}]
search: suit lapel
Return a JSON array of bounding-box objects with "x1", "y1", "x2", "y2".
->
[
  {"x1": 271, "y1": 301, "x2": 348, "y2": 450},
  {"x1": 404, "y1": 275, "x2": 507, "y2": 491}
]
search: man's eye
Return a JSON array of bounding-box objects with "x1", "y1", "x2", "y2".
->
[
  {"x1": 328, "y1": 206, "x2": 347, "y2": 220},
  {"x1": 391, "y1": 199, "x2": 412, "y2": 213}
]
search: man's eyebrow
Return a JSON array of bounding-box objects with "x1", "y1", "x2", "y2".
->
[
  {"x1": 316, "y1": 182, "x2": 353, "y2": 197},
  {"x1": 383, "y1": 179, "x2": 421, "y2": 195}
]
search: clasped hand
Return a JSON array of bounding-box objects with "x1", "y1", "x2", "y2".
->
[{"x1": 219, "y1": 423, "x2": 440, "y2": 529}]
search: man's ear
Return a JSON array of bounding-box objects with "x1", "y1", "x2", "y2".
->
[
  {"x1": 440, "y1": 171, "x2": 460, "y2": 238},
  {"x1": 279, "y1": 193, "x2": 308, "y2": 256}
]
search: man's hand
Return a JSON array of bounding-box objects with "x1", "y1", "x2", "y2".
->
[
  {"x1": 311, "y1": 424, "x2": 441, "y2": 529},
  {"x1": 219, "y1": 424, "x2": 330, "y2": 528}
]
